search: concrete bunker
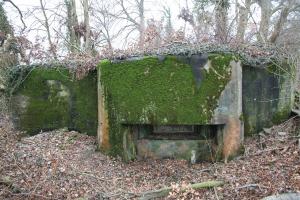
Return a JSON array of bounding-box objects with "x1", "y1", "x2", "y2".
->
[
  {"x1": 10, "y1": 50, "x2": 294, "y2": 162},
  {"x1": 97, "y1": 53, "x2": 293, "y2": 162},
  {"x1": 97, "y1": 54, "x2": 245, "y2": 162}
]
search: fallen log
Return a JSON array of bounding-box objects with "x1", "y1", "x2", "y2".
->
[{"x1": 138, "y1": 180, "x2": 224, "y2": 200}]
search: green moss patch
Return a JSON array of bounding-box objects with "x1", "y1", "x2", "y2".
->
[
  {"x1": 98, "y1": 54, "x2": 234, "y2": 156},
  {"x1": 271, "y1": 106, "x2": 291, "y2": 124},
  {"x1": 11, "y1": 67, "x2": 98, "y2": 135}
]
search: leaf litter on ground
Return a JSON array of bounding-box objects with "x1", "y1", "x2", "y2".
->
[{"x1": 0, "y1": 114, "x2": 299, "y2": 200}]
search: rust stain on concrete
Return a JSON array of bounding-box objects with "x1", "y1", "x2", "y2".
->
[
  {"x1": 97, "y1": 69, "x2": 110, "y2": 151},
  {"x1": 223, "y1": 117, "x2": 242, "y2": 163}
]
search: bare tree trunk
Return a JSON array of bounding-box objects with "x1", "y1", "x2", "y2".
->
[
  {"x1": 257, "y1": 0, "x2": 272, "y2": 43},
  {"x1": 103, "y1": 27, "x2": 113, "y2": 56},
  {"x1": 119, "y1": 0, "x2": 145, "y2": 49},
  {"x1": 269, "y1": 6, "x2": 290, "y2": 43},
  {"x1": 92, "y1": 0, "x2": 127, "y2": 55},
  {"x1": 236, "y1": 0, "x2": 252, "y2": 42},
  {"x1": 39, "y1": 0, "x2": 57, "y2": 59},
  {"x1": 83, "y1": 0, "x2": 91, "y2": 53},
  {"x1": 65, "y1": 0, "x2": 80, "y2": 53},
  {"x1": 162, "y1": 6, "x2": 173, "y2": 39},
  {"x1": 215, "y1": 0, "x2": 229, "y2": 43},
  {"x1": 138, "y1": 0, "x2": 145, "y2": 49},
  {"x1": 182, "y1": 0, "x2": 189, "y2": 40}
]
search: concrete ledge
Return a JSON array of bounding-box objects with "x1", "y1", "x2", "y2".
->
[{"x1": 137, "y1": 139, "x2": 218, "y2": 162}]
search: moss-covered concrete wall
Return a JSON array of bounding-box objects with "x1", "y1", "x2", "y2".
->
[
  {"x1": 11, "y1": 67, "x2": 98, "y2": 135},
  {"x1": 97, "y1": 54, "x2": 243, "y2": 161},
  {"x1": 100, "y1": 55, "x2": 233, "y2": 125}
]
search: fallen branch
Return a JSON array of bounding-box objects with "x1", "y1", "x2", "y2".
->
[
  {"x1": 248, "y1": 147, "x2": 285, "y2": 157},
  {"x1": 80, "y1": 172, "x2": 110, "y2": 182},
  {"x1": 214, "y1": 186, "x2": 220, "y2": 200},
  {"x1": 138, "y1": 180, "x2": 224, "y2": 200},
  {"x1": 7, "y1": 190, "x2": 52, "y2": 200},
  {"x1": 236, "y1": 183, "x2": 264, "y2": 190},
  {"x1": 289, "y1": 135, "x2": 300, "y2": 138},
  {"x1": 273, "y1": 116, "x2": 298, "y2": 132}
]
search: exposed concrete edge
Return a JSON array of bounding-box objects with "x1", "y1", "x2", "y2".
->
[
  {"x1": 212, "y1": 60, "x2": 244, "y2": 161},
  {"x1": 97, "y1": 67, "x2": 110, "y2": 151}
]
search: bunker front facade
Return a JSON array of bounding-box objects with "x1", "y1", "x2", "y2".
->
[
  {"x1": 97, "y1": 54, "x2": 293, "y2": 162},
  {"x1": 11, "y1": 53, "x2": 294, "y2": 162}
]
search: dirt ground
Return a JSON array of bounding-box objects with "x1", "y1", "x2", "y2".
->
[{"x1": 0, "y1": 115, "x2": 299, "y2": 200}]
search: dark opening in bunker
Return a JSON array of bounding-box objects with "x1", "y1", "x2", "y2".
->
[
  {"x1": 121, "y1": 124, "x2": 226, "y2": 161},
  {"x1": 125, "y1": 124, "x2": 225, "y2": 140}
]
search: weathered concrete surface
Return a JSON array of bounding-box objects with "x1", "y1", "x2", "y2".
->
[
  {"x1": 222, "y1": 117, "x2": 243, "y2": 162},
  {"x1": 212, "y1": 60, "x2": 243, "y2": 161},
  {"x1": 97, "y1": 67, "x2": 110, "y2": 150},
  {"x1": 123, "y1": 127, "x2": 138, "y2": 161},
  {"x1": 11, "y1": 67, "x2": 98, "y2": 135},
  {"x1": 212, "y1": 60, "x2": 243, "y2": 123},
  {"x1": 137, "y1": 139, "x2": 217, "y2": 161},
  {"x1": 242, "y1": 66, "x2": 293, "y2": 135},
  {"x1": 133, "y1": 124, "x2": 224, "y2": 162}
]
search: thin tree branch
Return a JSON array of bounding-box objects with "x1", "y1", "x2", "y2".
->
[{"x1": 3, "y1": 0, "x2": 26, "y2": 31}]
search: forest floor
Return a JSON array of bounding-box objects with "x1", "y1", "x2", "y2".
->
[{"x1": 0, "y1": 115, "x2": 300, "y2": 200}]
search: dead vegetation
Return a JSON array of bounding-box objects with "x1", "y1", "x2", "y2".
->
[{"x1": 0, "y1": 114, "x2": 299, "y2": 200}]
